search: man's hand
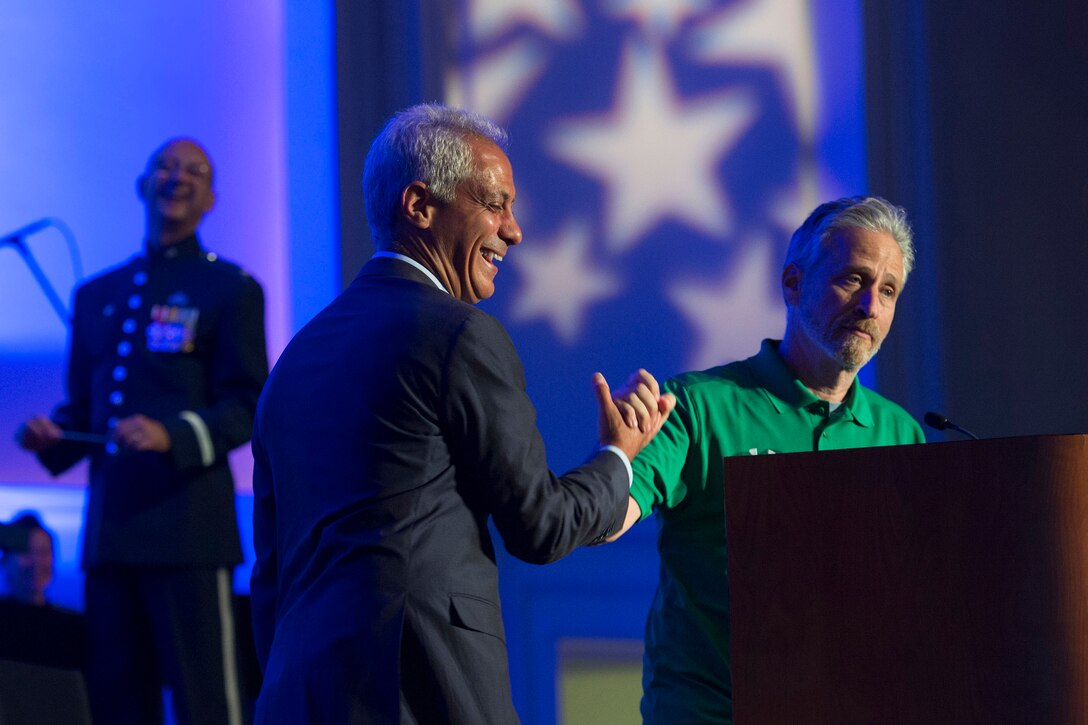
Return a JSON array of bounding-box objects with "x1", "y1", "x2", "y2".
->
[
  {"x1": 593, "y1": 369, "x2": 676, "y2": 462},
  {"x1": 114, "y1": 414, "x2": 172, "y2": 453},
  {"x1": 15, "y1": 415, "x2": 63, "y2": 452}
]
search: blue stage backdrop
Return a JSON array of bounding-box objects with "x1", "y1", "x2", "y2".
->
[{"x1": 445, "y1": 0, "x2": 868, "y2": 473}]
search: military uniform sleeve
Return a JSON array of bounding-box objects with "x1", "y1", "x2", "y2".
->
[
  {"x1": 38, "y1": 285, "x2": 96, "y2": 475},
  {"x1": 630, "y1": 377, "x2": 696, "y2": 519},
  {"x1": 165, "y1": 272, "x2": 269, "y2": 471},
  {"x1": 440, "y1": 312, "x2": 629, "y2": 564}
]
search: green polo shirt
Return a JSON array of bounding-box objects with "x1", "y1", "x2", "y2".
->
[{"x1": 632, "y1": 339, "x2": 925, "y2": 724}]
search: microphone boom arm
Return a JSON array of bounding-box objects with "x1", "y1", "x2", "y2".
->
[{"x1": 0, "y1": 219, "x2": 73, "y2": 328}]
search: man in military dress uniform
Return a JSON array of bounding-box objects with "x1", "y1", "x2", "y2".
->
[{"x1": 18, "y1": 138, "x2": 268, "y2": 725}]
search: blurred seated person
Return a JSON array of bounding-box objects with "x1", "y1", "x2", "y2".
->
[
  {"x1": 1, "y1": 511, "x2": 55, "y2": 605},
  {"x1": 0, "y1": 511, "x2": 86, "y2": 671}
]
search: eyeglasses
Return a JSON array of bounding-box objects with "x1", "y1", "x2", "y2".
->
[{"x1": 150, "y1": 157, "x2": 212, "y2": 181}]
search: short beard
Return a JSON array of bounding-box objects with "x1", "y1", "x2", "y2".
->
[
  {"x1": 835, "y1": 331, "x2": 880, "y2": 371},
  {"x1": 792, "y1": 307, "x2": 882, "y2": 372}
]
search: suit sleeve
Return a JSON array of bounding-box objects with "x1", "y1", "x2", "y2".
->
[
  {"x1": 440, "y1": 312, "x2": 629, "y2": 564},
  {"x1": 249, "y1": 417, "x2": 276, "y2": 671},
  {"x1": 165, "y1": 273, "x2": 269, "y2": 471}
]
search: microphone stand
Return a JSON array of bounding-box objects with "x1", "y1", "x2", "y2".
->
[{"x1": 0, "y1": 223, "x2": 71, "y2": 329}]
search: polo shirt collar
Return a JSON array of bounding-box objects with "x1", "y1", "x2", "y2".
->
[{"x1": 752, "y1": 339, "x2": 874, "y2": 428}]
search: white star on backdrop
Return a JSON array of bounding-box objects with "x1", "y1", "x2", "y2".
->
[
  {"x1": 468, "y1": 0, "x2": 585, "y2": 45},
  {"x1": 768, "y1": 158, "x2": 824, "y2": 235},
  {"x1": 445, "y1": 38, "x2": 551, "y2": 123},
  {"x1": 688, "y1": 0, "x2": 820, "y2": 142},
  {"x1": 600, "y1": 0, "x2": 715, "y2": 40},
  {"x1": 509, "y1": 220, "x2": 620, "y2": 344},
  {"x1": 547, "y1": 40, "x2": 758, "y2": 252},
  {"x1": 667, "y1": 238, "x2": 786, "y2": 369}
]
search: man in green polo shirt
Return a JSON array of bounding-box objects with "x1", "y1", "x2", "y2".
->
[{"x1": 610, "y1": 196, "x2": 926, "y2": 723}]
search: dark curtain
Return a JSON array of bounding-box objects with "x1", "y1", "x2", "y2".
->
[
  {"x1": 334, "y1": 0, "x2": 447, "y2": 287},
  {"x1": 868, "y1": 0, "x2": 1088, "y2": 440}
]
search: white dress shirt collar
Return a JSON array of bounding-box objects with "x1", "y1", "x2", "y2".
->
[{"x1": 372, "y1": 251, "x2": 448, "y2": 294}]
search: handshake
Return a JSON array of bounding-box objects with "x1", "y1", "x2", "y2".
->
[{"x1": 593, "y1": 368, "x2": 677, "y2": 462}]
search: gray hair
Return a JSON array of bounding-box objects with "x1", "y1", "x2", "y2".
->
[
  {"x1": 363, "y1": 103, "x2": 509, "y2": 250},
  {"x1": 784, "y1": 196, "x2": 915, "y2": 284}
]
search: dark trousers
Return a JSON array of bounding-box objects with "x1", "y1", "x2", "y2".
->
[{"x1": 84, "y1": 566, "x2": 243, "y2": 725}]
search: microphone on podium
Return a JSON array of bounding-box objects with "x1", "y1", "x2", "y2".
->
[{"x1": 924, "y1": 411, "x2": 980, "y2": 441}]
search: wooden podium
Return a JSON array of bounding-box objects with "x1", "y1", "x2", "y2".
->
[{"x1": 724, "y1": 434, "x2": 1088, "y2": 724}]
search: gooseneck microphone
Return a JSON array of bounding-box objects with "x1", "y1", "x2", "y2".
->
[{"x1": 924, "y1": 411, "x2": 980, "y2": 440}]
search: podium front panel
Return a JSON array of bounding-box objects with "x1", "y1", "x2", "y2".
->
[{"x1": 724, "y1": 434, "x2": 1088, "y2": 724}]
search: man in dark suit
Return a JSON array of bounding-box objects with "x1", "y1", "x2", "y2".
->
[
  {"x1": 18, "y1": 138, "x2": 267, "y2": 725},
  {"x1": 250, "y1": 103, "x2": 674, "y2": 724}
]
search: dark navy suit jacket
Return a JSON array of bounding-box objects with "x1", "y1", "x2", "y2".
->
[{"x1": 250, "y1": 257, "x2": 629, "y2": 724}]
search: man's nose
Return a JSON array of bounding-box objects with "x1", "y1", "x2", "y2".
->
[
  {"x1": 501, "y1": 212, "x2": 523, "y2": 246},
  {"x1": 855, "y1": 288, "x2": 879, "y2": 317}
]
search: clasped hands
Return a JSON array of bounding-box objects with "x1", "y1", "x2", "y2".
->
[
  {"x1": 594, "y1": 369, "x2": 676, "y2": 462},
  {"x1": 16, "y1": 414, "x2": 172, "y2": 454}
]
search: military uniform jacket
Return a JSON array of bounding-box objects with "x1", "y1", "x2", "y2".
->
[{"x1": 39, "y1": 235, "x2": 268, "y2": 568}]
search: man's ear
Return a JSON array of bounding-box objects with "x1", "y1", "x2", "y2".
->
[
  {"x1": 401, "y1": 181, "x2": 435, "y2": 230},
  {"x1": 200, "y1": 189, "x2": 216, "y2": 215},
  {"x1": 782, "y1": 263, "x2": 802, "y2": 306},
  {"x1": 136, "y1": 174, "x2": 151, "y2": 201}
]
